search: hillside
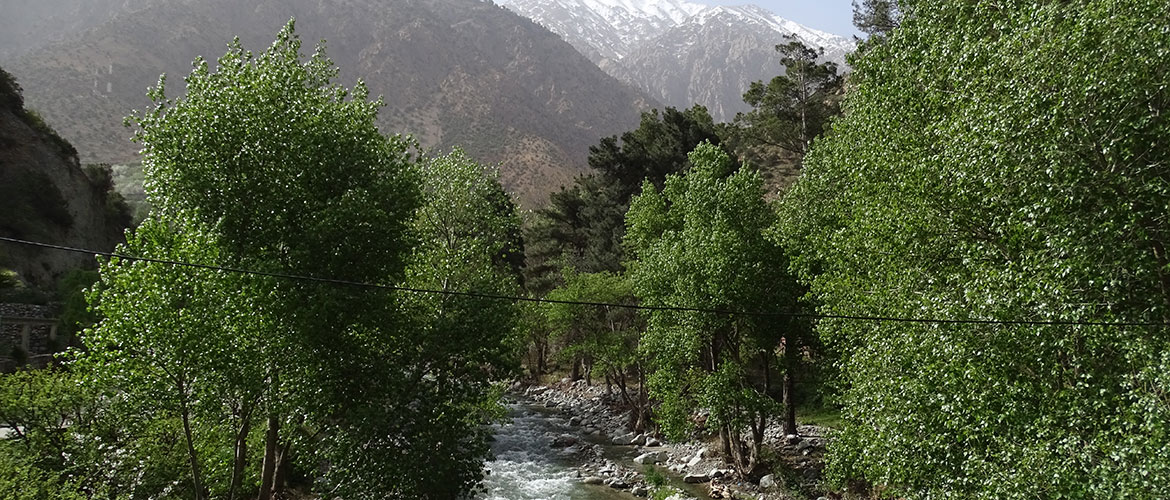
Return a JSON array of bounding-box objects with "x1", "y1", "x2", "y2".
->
[
  {"x1": 497, "y1": 0, "x2": 854, "y2": 121},
  {"x1": 5, "y1": 0, "x2": 654, "y2": 206},
  {"x1": 0, "y1": 67, "x2": 129, "y2": 290}
]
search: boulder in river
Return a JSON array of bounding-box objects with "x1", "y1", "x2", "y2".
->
[
  {"x1": 634, "y1": 451, "x2": 668, "y2": 464},
  {"x1": 612, "y1": 432, "x2": 637, "y2": 445},
  {"x1": 683, "y1": 471, "x2": 710, "y2": 483},
  {"x1": 581, "y1": 476, "x2": 604, "y2": 485}
]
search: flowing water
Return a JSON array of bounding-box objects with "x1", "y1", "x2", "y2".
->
[{"x1": 479, "y1": 401, "x2": 632, "y2": 500}]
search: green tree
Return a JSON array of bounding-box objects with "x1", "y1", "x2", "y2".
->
[
  {"x1": 851, "y1": 0, "x2": 902, "y2": 39},
  {"x1": 544, "y1": 269, "x2": 648, "y2": 429},
  {"x1": 626, "y1": 142, "x2": 801, "y2": 477},
  {"x1": 778, "y1": 0, "x2": 1170, "y2": 496},
  {"x1": 90, "y1": 20, "x2": 457, "y2": 499},
  {"x1": 523, "y1": 106, "x2": 729, "y2": 377},
  {"x1": 727, "y1": 38, "x2": 843, "y2": 172},
  {"x1": 374, "y1": 148, "x2": 522, "y2": 496}
]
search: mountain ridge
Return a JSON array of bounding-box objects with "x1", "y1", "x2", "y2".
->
[
  {"x1": 496, "y1": 0, "x2": 854, "y2": 121},
  {"x1": 7, "y1": 0, "x2": 656, "y2": 206}
]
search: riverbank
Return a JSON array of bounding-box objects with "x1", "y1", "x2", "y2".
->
[{"x1": 510, "y1": 379, "x2": 836, "y2": 500}]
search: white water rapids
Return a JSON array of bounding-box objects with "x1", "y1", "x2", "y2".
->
[{"x1": 478, "y1": 402, "x2": 631, "y2": 500}]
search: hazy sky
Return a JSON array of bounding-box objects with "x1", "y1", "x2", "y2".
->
[{"x1": 698, "y1": 0, "x2": 860, "y2": 38}]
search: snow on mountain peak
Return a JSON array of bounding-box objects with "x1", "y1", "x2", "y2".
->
[
  {"x1": 496, "y1": 0, "x2": 852, "y2": 60},
  {"x1": 495, "y1": 0, "x2": 857, "y2": 122}
]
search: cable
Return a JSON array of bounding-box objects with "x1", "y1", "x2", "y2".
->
[{"x1": 2, "y1": 235, "x2": 1167, "y2": 327}]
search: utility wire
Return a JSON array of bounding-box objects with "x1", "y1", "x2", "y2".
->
[{"x1": 2, "y1": 235, "x2": 1167, "y2": 327}]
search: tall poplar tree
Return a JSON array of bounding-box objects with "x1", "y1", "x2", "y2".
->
[{"x1": 779, "y1": 0, "x2": 1170, "y2": 496}]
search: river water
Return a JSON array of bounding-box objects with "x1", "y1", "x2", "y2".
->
[{"x1": 479, "y1": 401, "x2": 631, "y2": 500}]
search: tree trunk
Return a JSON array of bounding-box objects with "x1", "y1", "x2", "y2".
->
[
  {"x1": 719, "y1": 425, "x2": 733, "y2": 458},
  {"x1": 178, "y1": 388, "x2": 205, "y2": 500},
  {"x1": 227, "y1": 406, "x2": 253, "y2": 500},
  {"x1": 257, "y1": 414, "x2": 280, "y2": 500},
  {"x1": 584, "y1": 354, "x2": 593, "y2": 386},
  {"x1": 782, "y1": 340, "x2": 798, "y2": 436},
  {"x1": 272, "y1": 441, "x2": 292, "y2": 497},
  {"x1": 570, "y1": 356, "x2": 582, "y2": 381}
]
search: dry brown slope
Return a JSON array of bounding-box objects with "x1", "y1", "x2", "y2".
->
[{"x1": 8, "y1": 0, "x2": 655, "y2": 206}]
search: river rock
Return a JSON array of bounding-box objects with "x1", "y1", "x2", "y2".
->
[
  {"x1": 759, "y1": 474, "x2": 777, "y2": 490},
  {"x1": 683, "y1": 471, "x2": 710, "y2": 483},
  {"x1": 632, "y1": 486, "x2": 649, "y2": 497},
  {"x1": 631, "y1": 433, "x2": 647, "y2": 445},
  {"x1": 606, "y1": 478, "x2": 630, "y2": 489},
  {"x1": 581, "y1": 476, "x2": 604, "y2": 485},
  {"x1": 633, "y1": 451, "x2": 667, "y2": 464},
  {"x1": 551, "y1": 435, "x2": 578, "y2": 448},
  {"x1": 612, "y1": 432, "x2": 637, "y2": 445},
  {"x1": 569, "y1": 416, "x2": 582, "y2": 426},
  {"x1": 686, "y1": 454, "x2": 703, "y2": 468},
  {"x1": 645, "y1": 437, "x2": 662, "y2": 447}
]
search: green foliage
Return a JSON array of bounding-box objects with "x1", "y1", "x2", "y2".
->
[
  {"x1": 22, "y1": 108, "x2": 78, "y2": 159},
  {"x1": 626, "y1": 142, "x2": 800, "y2": 474},
  {"x1": 0, "y1": 450, "x2": 86, "y2": 500},
  {"x1": 375, "y1": 148, "x2": 523, "y2": 496},
  {"x1": 851, "y1": 0, "x2": 902, "y2": 39},
  {"x1": 544, "y1": 268, "x2": 637, "y2": 372},
  {"x1": 84, "y1": 20, "x2": 516, "y2": 499},
  {"x1": 526, "y1": 106, "x2": 729, "y2": 286},
  {"x1": 779, "y1": 0, "x2": 1170, "y2": 497},
  {"x1": 0, "y1": 368, "x2": 157, "y2": 499},
  {"x1": 643, "y1": 465, "x2": 667, "y2": 487},
  {"x1": 56, "y1": 269, "x2": 99, "y2": 342},
  {"x1": 727, "y1": 38, "x2": 843, "y2": 170}
]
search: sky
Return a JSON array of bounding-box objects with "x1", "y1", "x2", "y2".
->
[{"x1": 698, "y1": 0, "x2": 860, "y2": 38}]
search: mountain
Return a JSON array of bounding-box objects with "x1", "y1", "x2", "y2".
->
[
  {"x1": 0, "y1": 67, "x2": 129, "y2": 290},
  {"x1": 496, "y1": 0, "x2": 854, "y2": 121},
  {"x1": 4, "y1": 0, "x2": 655, "y2": 206}
]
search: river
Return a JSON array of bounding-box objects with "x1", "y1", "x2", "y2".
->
[
  {"x1": 479, "y1": 400, "x2": 634, "y2": 500},
  {"x1": 479, "y1": 398, "x2": 711, "y2": 500}
]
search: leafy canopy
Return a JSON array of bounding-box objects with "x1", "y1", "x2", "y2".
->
[{"x1": 779, "y1": 0, "x2": 1170, "y2": 496}]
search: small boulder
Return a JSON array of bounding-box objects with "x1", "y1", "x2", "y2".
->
[
  {"x1": 633, "y1": 451, "x2": 668, "y2": 465},
  {"x1": 686, "y1": 454, "x2": 703, "y2": 467},
  {"x1": 581, "y1": 476, "x2": 604, "y2": 485},
  {"x1": 759, "y1": 474, "x2": 777, "y2": 490},
  {"x1": 612, "y1": 432, "x2": 637, "y2": 445},
  {"x1": 606, "y1": 478, "x2": 630, "y2": 489},
  {"x1": 683, "y1": 471, "x2": 710, "y2": 483},
  {"x1": 632, "y1": 486, "x2": 649, "y2": 497},
  {"x1": 645, "y1": 437, "x2": 662, "y2": 447},
  {"x1": 569, "y1": 416, "x2": 582, "y2": 426}
]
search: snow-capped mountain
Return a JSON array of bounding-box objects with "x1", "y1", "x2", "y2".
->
[{"x1": 496, "y1": 0, "x2": 855, "y2": 121}]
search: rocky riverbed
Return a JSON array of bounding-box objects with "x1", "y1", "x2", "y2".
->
[{"x1": 491, "y1": 379, "x2": 836, "y2": 500}]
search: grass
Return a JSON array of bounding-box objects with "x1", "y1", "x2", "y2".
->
[{"x1": 797, "y1": 404, "x2": 844, "y2": 429}]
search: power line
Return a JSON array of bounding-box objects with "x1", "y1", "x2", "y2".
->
[{"x1": 2, "y1": 235, "x2": 1167, "y2": 328}]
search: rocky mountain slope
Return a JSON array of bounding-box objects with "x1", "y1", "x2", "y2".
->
[
  {"x1": 496, "y1": 0, "x2": 854, "y2": 121},
  {"x1": 0, "y1": 68, "x2": 129, "y2": 290},
  {"x1": 5, "y1": 0, "x2": 654, "y2": 206}
]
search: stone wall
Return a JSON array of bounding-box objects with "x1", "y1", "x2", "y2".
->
[{"x1": 0, "y1": 303, "x2": 61, "y2": 371}]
